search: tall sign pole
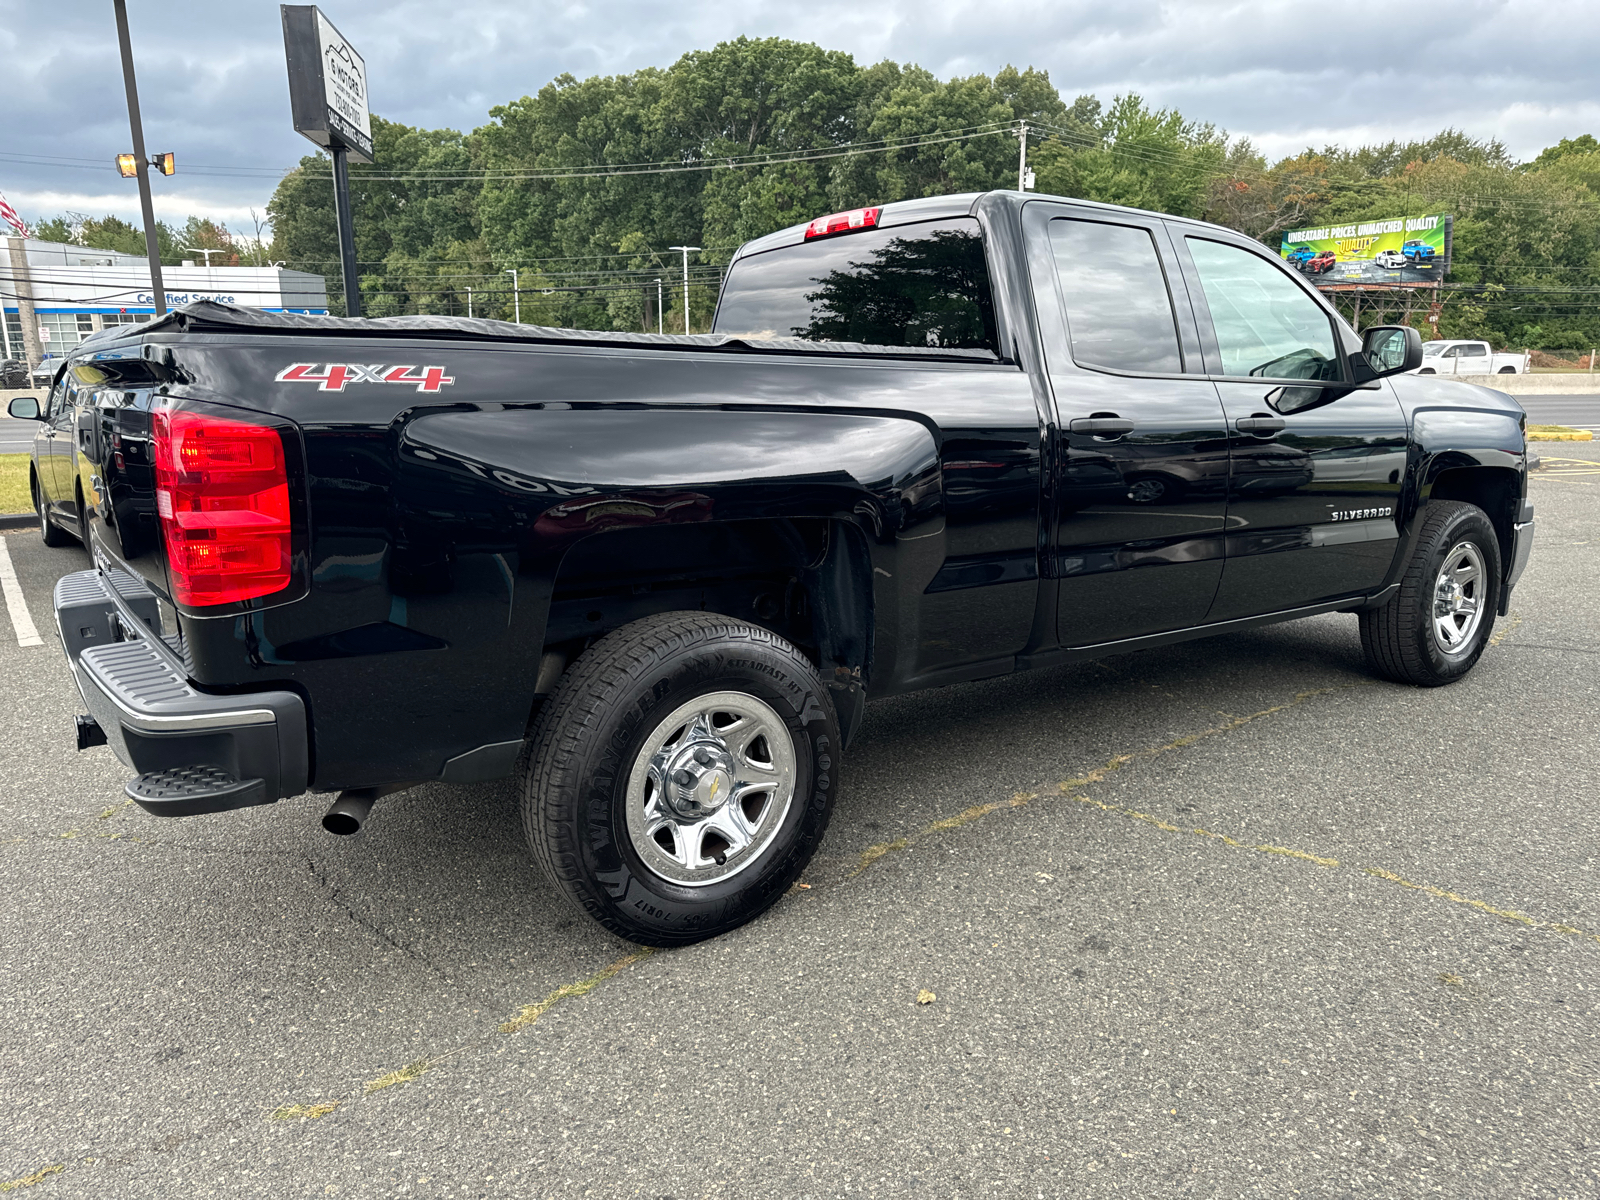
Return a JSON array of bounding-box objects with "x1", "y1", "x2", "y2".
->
[
  {"x1": 113, "y1": 0, "x2": 167, "y2": 316},
  {"x1": 281, "y1": 5, "x2": 372, "y2": 317}
]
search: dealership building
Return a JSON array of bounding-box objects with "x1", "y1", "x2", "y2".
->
[{"x1": 2, "y1": 236, "x2": 328, "y2": 363}]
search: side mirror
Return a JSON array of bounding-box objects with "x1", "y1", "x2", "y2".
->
[
  {"x1": 7, "y1": 396, "x2": 41, "y2": 421},
  {"x1": 1362, "y1": 325, "x2": 1422, "y2": 377}
]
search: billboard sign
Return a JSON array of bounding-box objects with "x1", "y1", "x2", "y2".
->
[
  {"x1": 1280, "y1": 213, "x2": 1451, "y2": 286},
  {"x1": 281, "y1": 5, "x2": 373, "y2": 163}
]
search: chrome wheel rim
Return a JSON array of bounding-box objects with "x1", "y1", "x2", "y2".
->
[
  {"x1": 1431, "y1": 540, "x2": 1487, "y2": 655},
  {"x1": 625, "y1": 690, "x2": 797, "y2": 888}
]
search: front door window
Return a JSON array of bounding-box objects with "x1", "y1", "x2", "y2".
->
[{"x1": 1186, "y1": 237, "x2": 1342, "y2": 382}]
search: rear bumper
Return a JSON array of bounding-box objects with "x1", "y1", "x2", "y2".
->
[{"x1": 54, "y1": 569, "x2": 309, "y2": 816}]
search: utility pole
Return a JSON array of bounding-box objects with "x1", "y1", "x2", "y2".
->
[
  {"x1": 504, "y1": 268, "x2": 519, "y2": 323},
  {"x1": 466, "y1": 286, "x2": 472, "y2": 318},
  {"x1": 1017, "y1": 121, "x2": 1028, "y2": 192},
  {"x1": 5, "y1": 236, "x2": 44, "y2": 368},
  {"x1": 113, "y1": 0, "x2": 166, "y2": 316},
  {"x1": 668, "y1": 246, "x2": 700, "y2": 334},
  {"x1": 655, "y1": 278, "x2": 664, "y2": 334}
]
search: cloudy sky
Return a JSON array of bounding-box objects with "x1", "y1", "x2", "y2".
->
[{"x1": 1, "y1": 0, "x2": 1595, "y2": 236}]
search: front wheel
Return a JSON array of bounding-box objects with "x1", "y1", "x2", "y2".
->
[
  {"x1": 521, "y1": 611, "x2": 839, "y2": 946},
  {"x1": 1359, "y1": 500, "x2": 1501, "y2": 686}
]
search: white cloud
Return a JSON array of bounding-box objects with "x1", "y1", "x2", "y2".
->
[{"x1": 0, "y1": 0, "x2": 1594, "y2": 225}]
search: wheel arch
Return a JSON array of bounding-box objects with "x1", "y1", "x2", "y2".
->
[
  {"x1": 543, "y1": 517, "x2": 875, "y2": 745},
  {"x1": 1424, "y1": 463, "x2": 1520, "y2": 576}
]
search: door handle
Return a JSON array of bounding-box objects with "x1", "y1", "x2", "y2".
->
[
  {"x1": 1069, "y1": 417, "x2": 1135, "y2": 436},
  {"x1": 1235, "y1": 416, "x2": 1286, "y2": 434}
]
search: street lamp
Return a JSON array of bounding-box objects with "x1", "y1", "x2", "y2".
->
[
  {"x1": 183, "y1": 247, "x2": 223, "y2": 266},
  {"x1": 668, "y1": 246, "x2": 700, "y2": 334},
  {"x1": 504, "y1": 268, "x2": 519, "y2": 323}
]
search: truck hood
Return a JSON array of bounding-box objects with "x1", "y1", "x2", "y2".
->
[{"x1": 1387, "y1": 372, "x2": 1525, "y2": 421}]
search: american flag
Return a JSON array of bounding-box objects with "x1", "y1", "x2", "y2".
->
[{"x1": 0, "y1": 191, "x2": 28, "y2": 238}]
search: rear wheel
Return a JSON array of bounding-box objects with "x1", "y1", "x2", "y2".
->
[
  {"x1": 1359, "y1": 500, "x2": 1500, "y2": 686},
  {"x1": 520, "y1": 611, "x2": 839, "y2": 946},
  {"x1": 34, "y1": 474, "x2": 69, "y2": 548}
]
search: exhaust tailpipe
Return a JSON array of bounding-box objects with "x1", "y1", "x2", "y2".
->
[
  {"x1": 322, "y1": 789, "x2": 377, "y2": 835},
  {"x1": 321, "y1": 782, "x2": 413, "y2": 835}
]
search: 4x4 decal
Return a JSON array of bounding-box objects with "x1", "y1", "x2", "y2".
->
[{"x1": 275, "y1": 362, "x2": 455, "y2": 393}]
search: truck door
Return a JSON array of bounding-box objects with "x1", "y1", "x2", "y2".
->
[
  {"x1": 1455, "y1": 341, "x2": 1492, "y2": 374},
  {"x1": 1023, "y1": 202, "x2": 1231, "y2": 646},
  {"x1": 40, "y1": 374, "x2": 76, "y2": 516},
  {"x1": 1172, "y1": 232, "x2": 1408, "y2": 620}
]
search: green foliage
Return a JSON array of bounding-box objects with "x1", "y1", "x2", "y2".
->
[
  {"x1": 32, "y1": 35, "x2": 1597, "y2": 349},
  {"x1": 1031, "y1": 93, "x2": 1225, "y2": 218}
]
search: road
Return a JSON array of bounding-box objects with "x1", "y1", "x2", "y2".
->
[
  {"x1": 2, "y1": 450, "x2": 1598, "y2": 1198},
  {"x1": 1519, "y1": 393, "x2": 1600, "y2": 430}
]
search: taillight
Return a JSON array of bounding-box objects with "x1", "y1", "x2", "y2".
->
[
  {"x1": 803, "y1": 206, "x2": 881, "y2": 240},
  {"x1": 152, "y1": 408, "x2": 292, "y2": 606}
]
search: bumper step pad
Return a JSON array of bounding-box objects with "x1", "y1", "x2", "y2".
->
[{"x1": 126, "y1": 765, "x2": 267, "y2": 816}]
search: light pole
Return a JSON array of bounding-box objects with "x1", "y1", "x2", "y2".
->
[
  {"x1": 655, "y1": 278, "x2": 663, "y2": 334},
  {"x1": 183, "y1": 247, "x2": 223, "y2": 266},
  {"x1": 1017, "y1": 120, "x2": 1030, "y2": 192},
  {"x1": 668, "y1": 246, "x2": 699, "y2": 334},
  {"x1": 466, "y1": 286, "x2": 472, "y2": 318},
  {"x1": 504, "y1": 268, "x2": 519, "y2": 323},
  {"x1": 113, "y1": 0, "x2": 166, "y2": 316}
]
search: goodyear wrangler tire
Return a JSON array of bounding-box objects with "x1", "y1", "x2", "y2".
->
[
  {"x1": 1359, "y1": 500, "x2": 1501, "y2": 687},
  {"x1": 520, "y1": 611, "x2": 839, "y2": 946}
]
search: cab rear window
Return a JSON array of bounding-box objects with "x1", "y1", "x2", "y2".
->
[{"x1": 714, "y1": 218, "x2": 997, "y2": 352}]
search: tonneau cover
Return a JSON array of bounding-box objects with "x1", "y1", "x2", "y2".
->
[{"x1": 86, "y1": 300, "x2": 1000, "y2": 363}]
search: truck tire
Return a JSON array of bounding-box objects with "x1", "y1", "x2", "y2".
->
[
  {"x1": 520, "y1": 611, "x2": 839, "y2": 946},
  {"x1": 1359, "y1": 500, "x2": 1501, "y2": 687},
  {"x1": 34, "y1": 474, "x2": 70, "y2": 548}
]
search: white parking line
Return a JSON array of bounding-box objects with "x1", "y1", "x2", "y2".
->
[{"x1": 0, "y1": 534, "x2": 44, "y2": 647}]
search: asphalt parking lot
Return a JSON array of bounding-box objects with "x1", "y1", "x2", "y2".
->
[{"x1": 2, "y1": 449, "x2": 1597, "y2": 1199}]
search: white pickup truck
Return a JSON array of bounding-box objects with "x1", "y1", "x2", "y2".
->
[{"x1": 1412, "y1": 339, "x2": 1530, "y2": 375}]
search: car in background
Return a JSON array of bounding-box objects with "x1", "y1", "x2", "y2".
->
[
  {"x1": 1402, "y1": 240, "x2": 1437, "y2": 266},
  {"x1": 1374, "y1": 249, "x2": 1406, "y2": 269},
  {"x1": 1411, "y1": 339, "x2": 1530, "y2": 375},
  {"x1": 1, "y1": 358, "x2": 29, "y2": 388},
  {"x1": 1306, "y1": 250, "x2": 1338, "y2": 274},
  {"x1": 1285, "y1": 245, "x2": 1316, "y2": 267}
]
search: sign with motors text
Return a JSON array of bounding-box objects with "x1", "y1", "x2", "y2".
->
[
  {"x1": 280, "y1": 5, "x2": 373, "y2": 163},
  {"x1": 1279, "y1": 212, "x2": 1452, "y2": 287}
]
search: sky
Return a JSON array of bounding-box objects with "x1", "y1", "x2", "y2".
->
[{"x1": 1, "y1": 0, "x2": 1596, "y2": 239}]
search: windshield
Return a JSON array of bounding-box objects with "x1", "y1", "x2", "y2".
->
[
  {"x1": 714, "y1": 218, "x2": 998, "y2": 352},
  {"x1": 1422, "y1": 342, "x2": 1446, "y2": 356}
]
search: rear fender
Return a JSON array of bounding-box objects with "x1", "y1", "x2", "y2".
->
[{"x1": 394, "y1": 404, "x2": 944, "y2": 716}]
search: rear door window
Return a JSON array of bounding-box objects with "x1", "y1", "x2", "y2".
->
[
  {"x1": 714, "y1": 218, "x2": 997, "y2": 351},
  {"x1": 1047, "y1": 218, "x2": 1183, "y2": 374},
  {"x1": 1185, "y1": 237, "x2": 1343, "y2": 382}
]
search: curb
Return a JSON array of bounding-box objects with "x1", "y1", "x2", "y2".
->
[
  {"x1": 0, "y1": 512, "x2": 38, "y2": 531},
  {"x1": 1527, "y1": 431, "x2": 1594, "y2": 442}
]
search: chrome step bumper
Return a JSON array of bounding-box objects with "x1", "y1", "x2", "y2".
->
[{"x1": 54, "y1": 569, "x2": 308, "y2": 816}]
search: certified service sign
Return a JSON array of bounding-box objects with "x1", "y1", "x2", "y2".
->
[{"x1": 281, "y1": 5, "x2": 373, "y2": 163}]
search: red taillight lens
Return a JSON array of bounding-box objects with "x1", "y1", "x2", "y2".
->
[
  {"x1": 152, "y1": 408, "x2": 292, "y2": 607},
  {"x1": 803, "y1": 206, "x2": 881, "y2": 240}
]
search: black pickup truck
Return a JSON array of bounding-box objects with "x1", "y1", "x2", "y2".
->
[{"x1": 11, "y1": 190, "x2": 1534, "y2": 945}]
